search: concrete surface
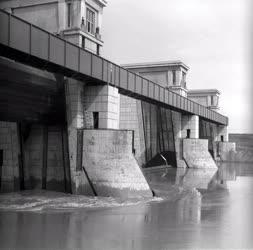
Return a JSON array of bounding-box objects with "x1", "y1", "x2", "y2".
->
[
  {"x1": 82, "y1": 129, "x2": 153, "y2": 198},
  {"x1": 183, "y1": 139, "x2": 217, "y2": 169}
]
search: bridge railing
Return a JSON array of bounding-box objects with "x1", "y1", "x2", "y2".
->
[{"x1": 0, "y1": 9, "x2": 228, "y2": 126}]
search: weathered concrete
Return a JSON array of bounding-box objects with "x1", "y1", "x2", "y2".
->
[
  {"x1": 65, "y1": 78, "x2": 93, "y2": 194},
  {"x1": 217, "y1": 141, "x2": 240, "y2": 162},
  {"x1": 217, "y1": 125, "x2": 229, "y2": 142},
  {"x1": 0, "y1": 121, "x2": 68, "y2": 193},
  {"x1": 21, "y1": 124, "x2": 68, "y2": 192},
  {"x1": 171, "y1": 111, "x2": 187, "y2": 168},
  {"x1": 0, "y1": 121, "x2": 19, "y2": 192},
  {"x1": 119, "y1": 95, "x2": 146, "y2": 167},
  {"x1": 181, "y1": 115, "x2": 199, "y2": 139},
  {"x1": 0, "y1": 0, "x2": 106, "y2": 54},
  {"x1": 84, "y1": 85, "x2": 120, "y2": 129},
  {"x1": 183, "y1": 139, "x2": 217, "y2": 169},
  {"x1": 82, "y1": 129, "x2": 153, "y2": 198}
]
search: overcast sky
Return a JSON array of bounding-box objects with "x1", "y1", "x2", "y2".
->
[{"x1": 101, "y1": 0, "x2": 252, "y2": 134}]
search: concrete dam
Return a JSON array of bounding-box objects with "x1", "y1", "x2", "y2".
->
[{"x1": 0, "y1": 8, "x2": 235, "y2": 198}]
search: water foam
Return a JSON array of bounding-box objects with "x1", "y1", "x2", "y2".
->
[{"x1": 0, "y1": 190, "x2": 163, "y2": 212}]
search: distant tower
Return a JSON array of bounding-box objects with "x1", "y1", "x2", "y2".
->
[
  {"x1": 0, "y1": 0, "x2": 107, "y2": 55},
  {"x1": 122, "y1": 61, "x2": 189, "y2": 97}
]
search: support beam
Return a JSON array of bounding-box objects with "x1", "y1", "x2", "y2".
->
[{"x1": 61, "y1": 126, "x2": 72, "y2": 193}]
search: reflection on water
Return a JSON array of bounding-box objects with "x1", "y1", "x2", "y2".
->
[{"x1": 1, "y1": 163, "x2": 253, "y2": 249}]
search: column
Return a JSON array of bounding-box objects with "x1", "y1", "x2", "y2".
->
[{"x1": 181, "y1": 115, "x2": 199, "y2": 139}]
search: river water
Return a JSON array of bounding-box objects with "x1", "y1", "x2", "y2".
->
[{"x1": 0, "y1": 162, "x2": 253, "y2": 249}]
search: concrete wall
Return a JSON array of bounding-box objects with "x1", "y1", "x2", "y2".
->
[
  {"x1": 188, "y1": 93, "x2": 219, "y2": 110},
  {"x1": 127, "y1": 65, "x2": 186, "y2": 88},
  {"x1": 13, "y1": 2, "x2": 59, "y2": 33},
  {"x1": 65, "y1": 78, "x2": 87, "y2": 194},
  {"x1": 83, "y1": 85, "x2": 120, "y2": 129},
  {"x1": 181, "y1": 115, "x2": 199, "y2": 139},
  {"x1": 119, "y1": 95, "x2": 145, "y2": 166},
  {"x1": 171, "y1": 111, "x2": 187, "y2": 168},
  {"x1": 0, "y1": 0, "x2": 63, "y2": 33},
  {"x1": 82, "y1": 129, "x2": 153, "y2": 198},
  {"x1": 23, "y1": 125, "x2": 43, "y2": 189},
  {"x1": 0, "y1": 121, "x2": 19, "y2": 192},
  {"x1": 65, "y1": 79, "x2": 122, "y2": 196},
  {"x1": 187, "y1": 96, "x2": 207, "y2": 106},
  {"x1": 183, "y1": 139, "x2": 217, "y2": 168},
  {"x1": 22, "y1": 125, "x2": 66, "y2": 191},
  {"x1": 0, "y1": 121, "x2": 67, "y2": 193},
  {"x1": 217, "y1": 142, "x2": 236, "y2": 161},
  {"x1": 119, "y1": 95, "x2": 179, "y2": 168},
  {"x1": 140, "y1": 71, "x2": 168, "y2": 88},
  {"x1": 217, "y1": 125, "x2": 228, "y2": 142}
]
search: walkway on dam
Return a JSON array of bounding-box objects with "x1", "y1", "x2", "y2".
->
[{"x1": 0, "y1": 9, "x2": 228, "y2": 126}]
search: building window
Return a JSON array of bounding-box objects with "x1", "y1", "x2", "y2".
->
[
  {"x1": 186, "y1": 129, "x2": 191, "y2": 138},
  {"x1": 67, "y1": 2, "x2": 72, "y2": 27},
  {"x1": 172, "y1": 70, "x2": 176, "y2": 85},
  {"x1": 96, "y1": 44, "x2": 100, "y2": 56},
  {"x1": 211, "y1": 95, "x2": 214, "y2": 106},
  {"x1": 82, "y1": 36, "x2": 85, "y2": 49},
  {"x1": 93, "y1": 112, "x2": 99, "y2": 129},
  {"x1": 86, "y1": 8, "x2": 95, "y2": 35},
  {"x1": 182, "y1": 71, "x2": 186, "y2": 88}
]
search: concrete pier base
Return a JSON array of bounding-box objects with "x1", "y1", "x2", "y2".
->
[
  {"x1": 183, "y1": 139, "x2": 217, "y2": 169},
  {"x1": 217, "y1": 142, "x2": 236, "y2": 162},
  {"x1": 81, "y1": 129, "x2": 153, "y2": 198}
]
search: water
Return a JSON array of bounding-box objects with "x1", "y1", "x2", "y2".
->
[{"x1": 1, "y1": 162, "x2": 253, "y2": 249}]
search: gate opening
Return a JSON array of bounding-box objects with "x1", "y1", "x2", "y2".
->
[
  {"x1": 186, "y1": 129, "x2": 191, "y2": 138},
  {"x1": 93, "y1": 112, "x2": 99, "y2": 129}
]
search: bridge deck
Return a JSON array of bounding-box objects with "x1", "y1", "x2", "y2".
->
[{"x1": 0, "y1": 9, "x2": 228, "y2": 125}]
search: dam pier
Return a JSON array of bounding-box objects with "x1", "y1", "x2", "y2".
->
[{"x1": 0, "y1": 1, "x2": 235, "y2": 198}]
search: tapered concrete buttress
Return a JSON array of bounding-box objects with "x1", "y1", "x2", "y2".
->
[
  {"x1": 81, "y1": 129, "x2": 153, "y2": 198},
  {"x1": 183, "y1": 139, "x2": 217, "y2": 169},
  {"x1": 65, "y1": 79, "x2": 152, "y2": 197}
]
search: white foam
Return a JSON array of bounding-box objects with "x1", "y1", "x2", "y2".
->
[{"x1": 0, "y1": 190, "x2": 163, "y2": 212}]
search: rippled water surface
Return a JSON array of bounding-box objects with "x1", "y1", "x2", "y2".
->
[{"x1": 1, "y1": 162, "x2": 253, "y2": 249}]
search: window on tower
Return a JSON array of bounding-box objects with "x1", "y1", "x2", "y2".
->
[
  {"x1": 182, "y1": 71, "x2": 186, "y2": 88},
  {"x1": 67, "y1": 2, "x2": 72, "y2": 27},
  {"x1": 86, "y1": 7, "x2": 95, "y2": 35},
  {"x1": 172, "y1": 70, "x2": 176, "y2": 85}
]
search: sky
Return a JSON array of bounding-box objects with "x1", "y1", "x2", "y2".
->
[{"x1": 101, "y1": 0, "x2": 252, "y2": 133}]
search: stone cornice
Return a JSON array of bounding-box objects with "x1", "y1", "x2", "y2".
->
[
  {"x1": 188, "y1": 89, "x2": 220, "y2": 95},
  {"x1": 121, "y1": 60, "x2": 189, "y2": 71},
  {"x1": 88, "y1": 0, "x2": 107, "y2": 7}
]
